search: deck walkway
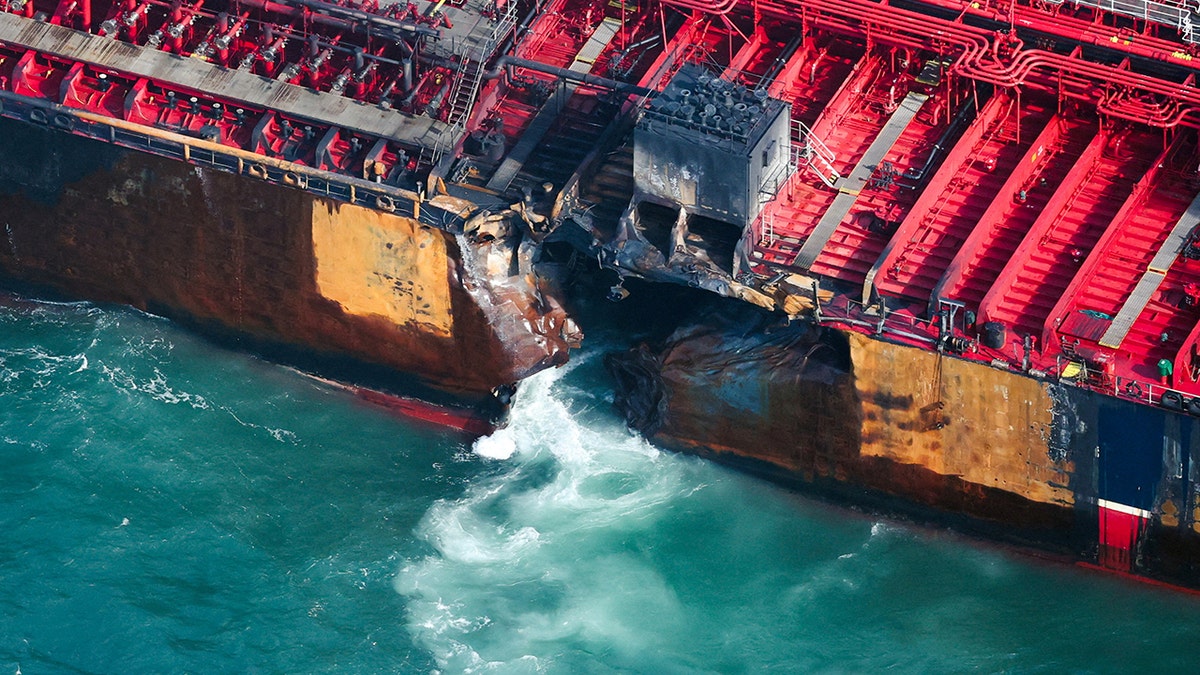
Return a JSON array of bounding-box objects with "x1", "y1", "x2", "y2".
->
[{"x1": 793, "y1": 91, "x2": 927, "y2": 270}]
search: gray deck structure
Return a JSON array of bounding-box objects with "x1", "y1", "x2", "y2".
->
[
  {"x1": 0, "y1": 9, "x2": 498, "y2": 147},
  {"x1": 485, "y1": 16, "x2": 621, "y2": 191}
]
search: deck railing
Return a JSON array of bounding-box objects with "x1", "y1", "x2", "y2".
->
[
  {"x1": 794, "y1": 119, "x2": 839, "y2": 187},
  {"x1": 794, "y1": 277, "x2": 1200, "y2": 413},
  {"x1": 0, "y1": 93, "x2": 465, "y2": 232},
  {"x1": 1059, "y1": 0, "x2": 1200, "y2": 42},
  {"x1": 432, "y1": 0, "x2": 520, "y2": 165}
]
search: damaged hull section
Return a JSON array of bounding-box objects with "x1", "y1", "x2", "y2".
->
[
  {"x1": 609, "y1": 305, "x2": 1200, "y2": 588},
  {"x1": 0, "y1": 118, "x2": 576, "y2": 419}
]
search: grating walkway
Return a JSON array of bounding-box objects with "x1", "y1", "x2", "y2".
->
[
  {"x1": 1100, "y1": 190, "x2": 1200, "y2": 348},
  {"x1": 0, "y1": 12, "x2": 446, "y2": 144},
  {"x1": 793, "y1": 91, "x2": 928, "y2": 270}
]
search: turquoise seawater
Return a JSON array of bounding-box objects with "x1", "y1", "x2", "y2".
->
[{"x1": 4, "y1": 296, "x2": 1200, "y2": 674}]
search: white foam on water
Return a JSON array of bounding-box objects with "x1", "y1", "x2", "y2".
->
[
  {"x1": 471, "y1": 431, "x2": 517, "y2": 461},
  {"x1": 218, "y1": 405, "x2": 298, "y2": 444},
  {"x1": 0, "y1": 345, "x2": 95, "y2": 400},
  {"x1": 100, "y1": 364, "x2": 211, "y2": 409},
  {"x1": 396, "y1": 361, "x2": 708, "y2": 672},
  {"x1": 396, "y1": 352, "x2": 954, "y2": 672}
]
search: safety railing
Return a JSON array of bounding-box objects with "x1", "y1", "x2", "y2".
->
[
  {"x1": 431, "y1": 0, "x2": 519, "y2": 165},
  {"x1": 795, "y1": 277, "x2": 1200, "y2": 415},
  {"x1": 748, "y1": 120, "x2": 836, "y2": 248},
  {"x1": 446, "y1": 0, "x2": 518, "y2": 128},
  {"x1": 1062, "y1": 0, "x2": 1200, "y2": 42},
  {"x1": 0, "y1": 93, "x2": 465, "y2": 232},
  {"x1": 794, "y1": 119, "x2": 839, "y2": 188},
  {"x1": 1108, "y1": 375, "x2": 1200, "y2": 415},
  {"x1": 759, "y1": 209, "x2": 775, "y2": 246},
  {"x1": 813, "y1": 295, "x2": 943, "y2": 347}
]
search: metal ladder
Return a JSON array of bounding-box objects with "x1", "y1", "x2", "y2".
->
[
  {"x1": 430, "y1": 1, "x2": 518, "y2": 165},
  {"x1": 446, "y1": 2, "x2": 517, "y2": 127},
  {"x1": 795, "y1": 120, "x2": 839, "y2": 188}
]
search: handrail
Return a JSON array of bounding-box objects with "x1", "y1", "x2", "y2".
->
[
  {"x1": 1066, "y1": 0, "x2": 1200, "y2": 42},
  {"x1": 794, "y1": 119, "x2": 838, "y2": 188},
  {"x1": 764, "y1": 265, "x2": 1200, "y2": 414},
  {"x1": 0, "y1": 94, "x2": 471, "y2": 232},
  {"x1": 432, "y1": 0, "x2": 520, "y2": 165}
]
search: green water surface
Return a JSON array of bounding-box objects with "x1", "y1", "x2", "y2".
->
[{"x1": 2, "y1": 297, "x2": 1199, "y2": 674}]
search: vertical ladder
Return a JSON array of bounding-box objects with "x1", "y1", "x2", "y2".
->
[{"x1": 760, "y1": 209, "x2": 776, "y2": 246}]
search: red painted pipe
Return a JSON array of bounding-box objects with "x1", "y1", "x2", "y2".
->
[
  {"x1": 919, "y1": 0, "x2": 1194, "y2": 65},
  {"x1": 674, "y1": 0, "x2": 1200, "y2": 119},
  {"x1": 751, "y1": 0, "x2": 1200, "y2": 127}
]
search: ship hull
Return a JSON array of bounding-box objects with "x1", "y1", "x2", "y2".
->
[
  {"x1": 608, "y1": 301, "x2": 1200, "y2": 589},
  {"x1": 0, "y1": 116, "x2": 571, "y2": 416}
]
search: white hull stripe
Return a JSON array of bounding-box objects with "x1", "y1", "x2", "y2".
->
[{"x1": 1098, "y1": 499, "x2": 1152, "y2": 519}]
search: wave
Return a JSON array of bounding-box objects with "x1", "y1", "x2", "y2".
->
[
  {"x1": 395, "y1": 358, "x2": 711, "y2": 673},
  {"x1": 101, "y1": 364, "x2": 211, "y2": 410},
  {"x1": 0, "y1": 300, "x2": 296, "y2": 445}
]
